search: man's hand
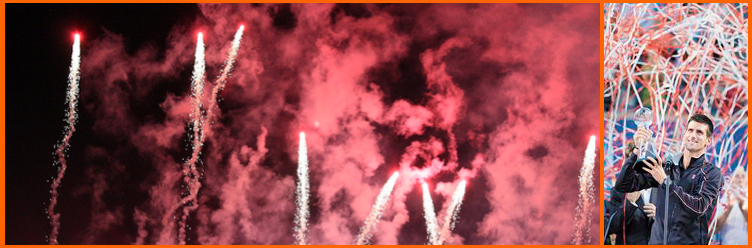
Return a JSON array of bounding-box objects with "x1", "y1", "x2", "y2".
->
[
  {"x1": 643, "y1": 157, "x2": 666, "y2": 185},
  {"x1": 626, "y1": 191, "x2": 641, "y2": 203},
  {"x1": 644, "y1": 203, "x2": 656, "y2": 218},
  {"x1": 633, "y1": 127, "x2": 653, "y2": 149}
]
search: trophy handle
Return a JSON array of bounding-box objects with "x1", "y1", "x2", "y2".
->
[{"x1": 638, "y1": 141, "x2": 647, "y2": 158}]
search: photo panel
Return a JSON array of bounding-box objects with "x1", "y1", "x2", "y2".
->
[{"x1": 603, "y1": 3, "x2": 748, "y2": 245}]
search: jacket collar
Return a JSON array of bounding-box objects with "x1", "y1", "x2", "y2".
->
[{"x1": 679, "y1": 153, "x2": 705, "y2": 170}]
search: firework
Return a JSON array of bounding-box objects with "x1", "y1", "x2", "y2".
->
[
  {"x1": 355, "y1": 172, "x2": 400, "y2": 245},
  {"x1": 438, "y1": 180, "x2": 466, "y2": 245},
  {"x1": 294, "y1": 132, "x2": 310, "y2": 245},
  {"x1": 422, "y1": 182, "x2": 440, "y2": 245},
  {"x1": 159, "y1": 27, "x2": 246, "y2": 245},
  {"x1": 48, "y1": 33, "x2": 81, "y2": 245},
  {"x1": 572, "y1": 135, "x2": 597, "y2": 245},
  {"x1": 176, "y1": 32, "x2": 206, "y2": 245},
  {"x1": 207, "y1": 25, "x2": 245, "y2": 119}
]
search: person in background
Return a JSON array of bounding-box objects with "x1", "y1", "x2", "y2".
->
[{"x1": 714, "y1": 166, "x2": 748, "y2": 245}]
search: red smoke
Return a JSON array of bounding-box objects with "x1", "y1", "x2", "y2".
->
[{"x1": 66, "y1": 3, "x2": 598, "y2": 245}]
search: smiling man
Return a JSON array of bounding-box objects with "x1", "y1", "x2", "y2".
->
[{"x1": 614, "y1": 113, "x2": 723, "y2": 245}]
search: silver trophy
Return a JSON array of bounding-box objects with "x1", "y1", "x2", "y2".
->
[{"x1": 633, "y1": 107, "x2": 658, "y2": 173}]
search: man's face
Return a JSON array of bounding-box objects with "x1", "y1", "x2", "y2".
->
[{"x1": 683, "y1": 120, "x2": 711, "y2": 153}]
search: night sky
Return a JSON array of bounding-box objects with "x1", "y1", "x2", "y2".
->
[{"x1": 6, "y1": 3, "x2": 600, "y2": 245}]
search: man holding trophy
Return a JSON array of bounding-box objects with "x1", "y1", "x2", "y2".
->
[{"x1": 614, "y1": 110, "x2": 723, "y2": 245}]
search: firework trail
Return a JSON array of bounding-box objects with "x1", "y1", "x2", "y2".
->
[
  {"x1": 438, "y1": 180, "x2": 466, "y2": 245},
  {"x1": 294, "y1": 132, "x2": 310, "y2": 245},
  {"x1": 47, "y1": 33, "x2": 81, "y2": 245},
  {"x1": 355, "y1": 172, "x2": 400, "y2": 245},
  {"x1": 182, "y1": 26, "x2": 244, "y2": 244},
  {"x1": 174, "y1": 32, "x2": 206, "y2": 245},
  {"x1": 160, "y1": 27, "x2": 244, "y2": 245},
  {"x1": 572, "y1": 135, "x2": 597, "y2": 245},
  {"x1": 180, "y1": 26, "x2": 246, "y2": 244},
  {"x1": 207, "y1": 25, "x2": 244, "y2": 118},
  {"x1": 422, "y1": 182, "x2": 440, "y2": 245}
]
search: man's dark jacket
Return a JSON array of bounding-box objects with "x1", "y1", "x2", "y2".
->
[{"x1": 614, "y1": 153, "x2": 722, "y2": 245}]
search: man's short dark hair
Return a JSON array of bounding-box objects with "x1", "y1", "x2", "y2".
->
[{"x1": 688, "y1": 114, "x2": 714, "y2": 137}]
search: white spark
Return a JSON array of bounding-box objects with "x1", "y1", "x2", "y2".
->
[
  {"x1": 48, "y1": 33, "x2": 81, "y2": 245},
  {"x1": 422, "y1": 182, "x2": 440, "y2": 245},
  {"x1": 572, "y1": 135, "x2": 597, "y2": 245},
  {"x1": 439, "y1": 180, "x2": 466, "y2": 245},
  {"x1": 355, "y1": 172, "x2": 400, "y2": 245},
  {"x1": 294, "y1": 132, "x2": 310, "y2": 245}
]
